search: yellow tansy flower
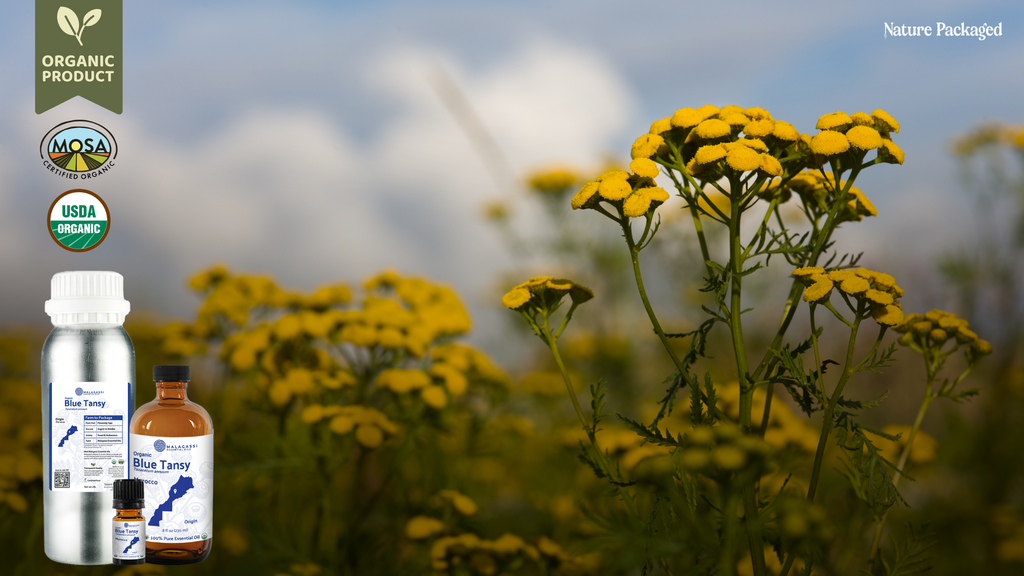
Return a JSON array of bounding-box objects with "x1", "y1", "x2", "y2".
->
[
  {"x1": 744, "y1": 119, "x2": 775, "y2": 138},
  {"x1": 641, "y1": 186, "x2": 670, "y2": 203},
  {"x1": 631, "y1": 133, "x2": 665, "y2": 159},
  {"x1": 597, "y1": 178, "x2": 632, "y2": 201},
  {"x1": 816, "y1": 111, "x2": 852, "y2": 130},
  {"x1": 650, "y1": 116, "x2": 673, "y2": 134},
  {"x1": 696, "y1": 104, "x2": 721, "y2": 119},
  {"x1": 695, "y1": 144, "x2": 727, "y2": 165},
  {"x1": 759, "y1": 155, "x2": 783, "y2": 176},
  {"x1": 737, "y1": 138, "x2": 768, "y2": 152},
  {"x1": 629, "y1": 157, "x2": 660, "y2": 178},
  {"x1": 880, "y1": 139, "x2": 905, "y2": 164},
  {"x1": 421, "y1": 385, "x2": 448, "y2": 409},
  {"x1": 745, "y1": 106, "x2": 773, "y2": 120},
  {"x1": 720, "y1": 112, "x2": 751, "y2": 126},
  {"x1": 872, "y1": 109, "x2": 900, "y2": 133},
  {"x1": 872, "y1": 304, "x2": 905, "y2": 326},
  {"x1": 622, "y1": 193, "x2": 652, "y2": 218},
  {"x1": 726, "y1": 146, "x2": 761, "y2": 171},
  {"x1": 846, "y1": 126, "x2": 883, "y2": 150},
  {"x1": 810, "y1": 131, "x2": 851, "y2": 156},
  {"x1": 792, "y1": 266, "x2": 826, "y2": 278},
  {"x1": 694, "y1": 118, "x2": 732, "y2": 139},
  {"x1": 864, "y1": 289, "x2": 893, "y2": 306},
  {"x1": 850, "y1": 111, "x2": 875, "y2": 126},
  {"x1": 772, "y1": 121, "x2": 800, "y2": 141},
  {"x1": 670, "y1": 107, "x2": 703, "y2": 128},
  {"x1": 571, "y1": 181, "x2": 600, "y2": 210},
  {"x1": 501, "y1": 287, "x2": 532, "y2": 310},
  {"x1": 802, "y1": 276, "x2": 834, "y2": 303},
  {"x1": 406, "y1": 516, "x2": 445, "y2": 540},
  {"x1": 355, "y1": 424, "x2": 384, "y2": 448}
]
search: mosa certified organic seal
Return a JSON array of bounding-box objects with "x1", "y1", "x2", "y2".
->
[
  {"x1": 47, "y1": 189, "x2": 111, "y2": 252},
  {"x1": 40, "y1": 120, "x2": 118, "y2": 179}
]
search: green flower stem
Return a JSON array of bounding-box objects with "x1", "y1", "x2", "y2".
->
[
  {"x1": 720, "y1": 490, "x2": 742, "y2": 576},
  {"x1": 806, "y1": 308, "x2": 862, "y2": 502},
  {"x1": 866, "y1": 388, "x2": 934, "y2": 571},
  {"x1": 865, "y1": 343, "x2": 976, "y2": 571},
  {"x1": 750, "y1": 164, "x2": 861, "y2": 387},
  {"x1": 724, "y1": 175, "x2": 768, "y2": 576},
  {"x1": 779, "y1": 310, "x2": 866, "y2": 576},
  {"x1": 540, "y1": 312, "x2": 640, "y2": 520},
  {"x1": 620, "y1": 219, "x2": 688, "y2": 377}
]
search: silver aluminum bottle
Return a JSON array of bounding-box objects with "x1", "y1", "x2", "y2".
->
[{"x1": 41, "y1": 271, "x2": 134, "y2": 565}]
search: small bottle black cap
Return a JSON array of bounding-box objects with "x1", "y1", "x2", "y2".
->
[
  {"x1": 153, "y1": 365, "x2": 190, "y2": 382},
  {"x1": 113, "y1": 478, "x2": 145, "y2": 509}
]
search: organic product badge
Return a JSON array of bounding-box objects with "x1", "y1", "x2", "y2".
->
[
  {"x1": 40, "y1": 120, "x2": 117, "y2": 179},
  {"x1": 35, "y1": 0, "x2": 123, "y2": 114},
  {"x1": 47, "y1": 189, "x2": 111, "y2": 252}
]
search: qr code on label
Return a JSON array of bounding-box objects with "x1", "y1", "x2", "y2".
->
[{"x1": 54, "y1": 470, "x2": 70, "y2": 488}]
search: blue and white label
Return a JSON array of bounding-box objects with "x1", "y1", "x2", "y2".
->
[
  {"x1": 50, "y1": 381, "x2": 130, "y2": 492},
  {"x1": 130, "y1": 433, "x2": 213, "y2": 544},
  {"x1": 113, "y1": 519, "x2": 146, "y2": 560}
]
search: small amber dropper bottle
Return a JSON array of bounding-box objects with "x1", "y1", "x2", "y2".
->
[{"x1": 112, "y1": 478, "x2": 146, "y2": 565}]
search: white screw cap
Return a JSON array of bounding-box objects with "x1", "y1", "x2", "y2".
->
[{"x1": 45, "y1": 271, "x2": 131, "y2": 326}]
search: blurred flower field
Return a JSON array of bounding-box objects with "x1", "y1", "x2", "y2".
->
[{"x1": 3, "y1": 116, "x2": 1024, "y2": 575}]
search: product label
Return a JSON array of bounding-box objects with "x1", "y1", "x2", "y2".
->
[
  {"x1": 49, "y1": 381, "x2": 131, "y2": 491},
  {"x1": 113, "y1": 519, "x2": 145, "y2": 560},
  {"x1": 130, "y1": 433, "x2": 213, "y2": 544}
]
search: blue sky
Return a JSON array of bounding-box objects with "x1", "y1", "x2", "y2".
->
[{"x1": 2, "y1": 0, "x2": 1023, "y2": 342}]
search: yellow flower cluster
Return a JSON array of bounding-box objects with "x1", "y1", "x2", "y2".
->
[
  {"x1": 677, "y1": 423, "x2": 773, "y2": 474},
  {"x1": 430, "y1": 532, "x2": 542, "y2": 573},
  {"x1": 157, "y1": 322, "x2": 207, "y2": 357},
  {"x1": 559, "y1": 425, "x2": 673, "y2": 472},
  {"x1": 501, "y1": 276, "x2": 594, "y2": 312},
  {"x1": 432, "y1": 343, "x2": 508, "y2": 385},
  {"x1": 0, "y1": 378, "x2": 42, "y2": 514},
  {"x1": 688, "y1": 139, "x2": 783, "y2": 178},
  {"x1": 808, "y1": 109, "x2": 904, "y2": 164},
  {"x1": 570, "y1": 168, "x2": 669, "y2": 218},
  {"x1": 649, "y1": 105, "x2": 803, "y2": 179},
  {"x1": 952, "y1": 123, "x2": 1024, "y2": 156},
  {"x1": 791, "y1": 267, "x2": 905, "y2": 326},
  {"x1": 894, "y1": 309, "x2": 993, "y2": 358},
  {"x1": 266, "y1": 367, "x2": 356, "y2": 406},
  {"x1": 430, "y1": 489, "x2": 480, "y2": 516},
  {"x1": 299, "y1": 404, "x2": 398, "y2": 448},
  {"x1": 716, "y1": 382, "x2": 818, "y2": 453},
  {"x1": 527, "y1": 166, "x2": 578, "y2": 194},
  {"x1": 769, "y1": 170, "x2": 877, "y2": 222},
  {"x1": 189, "y1": 266, "x2": 352, "y2": 335},
  {"x1": 406, "y1": 515, "x2": 446, "y2": 540}
]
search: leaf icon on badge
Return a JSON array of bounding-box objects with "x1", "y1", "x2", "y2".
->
[{"x1": 57, "y1": 7, "x2": 102, "y2": 46}]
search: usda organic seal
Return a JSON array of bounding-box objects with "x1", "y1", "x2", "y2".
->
[{"x1": 47, "y1": 189, "x2": 110, "y2": 252}]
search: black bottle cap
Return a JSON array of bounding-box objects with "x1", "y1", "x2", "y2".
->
[
  {"x1": 113, "y1": 478, "x2": 145, "y2": 509},
  {"x1": 153, "y1": 365, "x2": 190, "y2": 383}
]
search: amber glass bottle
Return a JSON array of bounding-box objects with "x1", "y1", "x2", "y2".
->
[{"x1": 129, "y1": 366, "x2": 213, "y2": 564}]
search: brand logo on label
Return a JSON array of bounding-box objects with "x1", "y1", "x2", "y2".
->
[
  {"x1": 75, "y1": 387, "x2": 83, "y2": 396},
  {"x1": 154, "y1": 439, "x2": 166, "y2": 452},
  {"x1": 124, "y1": 522, "x2": 129, "y2": 528},
  {"x1": 40, "y1": 120, "x2": 117, "y2": 179},
  {"x1": 47, "y1": 189, "x2": 110, "y2": 252}
]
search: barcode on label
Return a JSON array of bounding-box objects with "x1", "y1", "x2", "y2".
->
[{"x1": 54, "y1": 470, "x2": 70, "y2": 488}]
